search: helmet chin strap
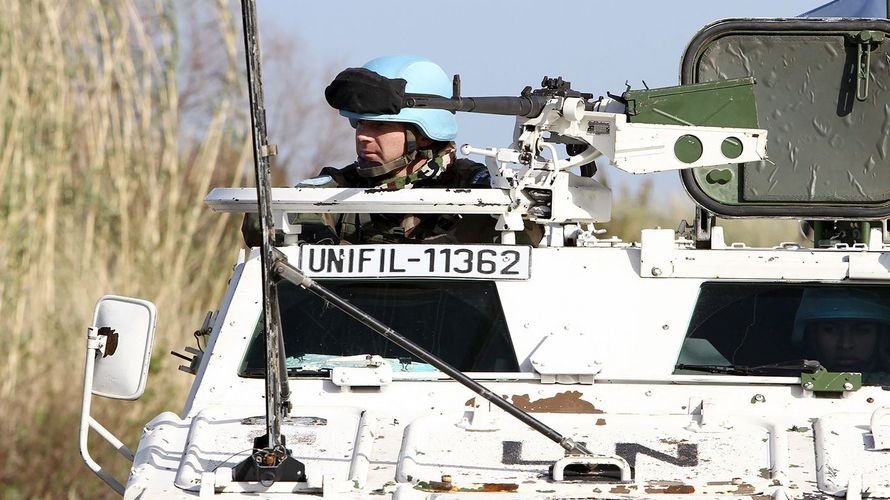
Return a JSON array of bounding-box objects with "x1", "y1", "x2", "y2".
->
[{"x1": 357, "y1": 127, "x2": 431, "y2": 179}]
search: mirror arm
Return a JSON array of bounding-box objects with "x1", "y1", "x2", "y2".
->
[
  {"x1": 79, "y1": 327, "x2": 127, "y2": 496},
  {"x1": 89, "y1": 417, "x2": 135, "y2": 461}
]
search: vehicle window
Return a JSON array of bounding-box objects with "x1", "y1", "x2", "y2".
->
[
  {"x1": 240, "y1": 280, "x2": 519, "y2": 376},
  {"x1": 674, "y1": 283, "x2": 890, "y2": 385}
]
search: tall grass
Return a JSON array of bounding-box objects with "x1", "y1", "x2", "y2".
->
[
  {"x1": 0, "y1": 1, "x2": 353, "y2": 495},
  {"x1": 0, "y1": 1, "x2": 250, "y2": 497}
]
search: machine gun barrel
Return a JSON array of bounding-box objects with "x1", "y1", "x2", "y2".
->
[{"x1": 404, "y1": 94, "x2": 551, "y2": 118}]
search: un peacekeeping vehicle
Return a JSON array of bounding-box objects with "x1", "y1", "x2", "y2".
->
[{"x1": 79, "y1": 3, "x2": 890, "y2": 498}]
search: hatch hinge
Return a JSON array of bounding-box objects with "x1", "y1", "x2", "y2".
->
[
  {"x1": 849, "y1": 30, "x2": 886, "y2": 101},
  {"x1": 694, "y1": 207, "x2": 715, "y2": 249},
  {"x1": 330, "y1": 355, "x2": 393, "y2": 391}
]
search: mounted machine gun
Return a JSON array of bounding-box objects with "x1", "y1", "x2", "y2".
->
[{"x1": 213, "y1": 71, "x2": 768, "y2": 246}]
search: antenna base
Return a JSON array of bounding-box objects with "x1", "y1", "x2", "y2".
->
[{"x1": 232, "y1": 434, "x2": 307, "y2": 484}]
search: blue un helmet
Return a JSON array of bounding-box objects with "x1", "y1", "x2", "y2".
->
[
  {"x1": 338, "y1": 55, "x2": 457, "y2": 142},
  {"x1": 791, "y1": 287, "x2": 890, "y2": 346}
]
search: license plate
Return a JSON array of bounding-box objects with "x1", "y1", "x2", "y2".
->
[{"x1": 298, "y1": 244, "x2": 531, "y2": 280}]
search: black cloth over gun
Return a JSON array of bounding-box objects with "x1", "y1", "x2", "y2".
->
[
  {"x1": 325, "y1": 67, "x2": 407, "y2": 115},
  {"x1": 326, "y1": 67, "x2": 552, "y2": 118}
]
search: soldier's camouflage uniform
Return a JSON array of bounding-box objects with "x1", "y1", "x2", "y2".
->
[{"x1": 242, "y1": 144, "x2": 499, "y2": 246}]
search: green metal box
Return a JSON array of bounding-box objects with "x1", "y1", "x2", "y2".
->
[{"x1": 625, "y1": 77, "x2": 759, "y2": 130}]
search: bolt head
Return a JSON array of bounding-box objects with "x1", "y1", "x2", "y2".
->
[
  {"x1": 843, "y1": 382, "x2": 854, "y2": 391},
  {"x1": 803, "y1": 382, "x2": 814, "y2": 390},
  {"x1": 651, "y1": 267, "x2": 663, "y2": 276}
]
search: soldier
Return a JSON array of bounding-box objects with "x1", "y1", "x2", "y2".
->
[
  {"x1": 322, "y1": 55, "x2": 499, "y2": 244},
  {"x1": 792, "y1": 288, "x2": 890, "y2": 380},
  {"x1": 243, "y1": 55, "x2": 497, "y2": 246}
]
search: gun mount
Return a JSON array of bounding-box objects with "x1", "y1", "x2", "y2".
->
[
  {"x1": 228, "y1": 72, "x2": 769, "y2": 246},
  {"x1": 328, "y1": 67, "x2": 768, "y2": 175}
]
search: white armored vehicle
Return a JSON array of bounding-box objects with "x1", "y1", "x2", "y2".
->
[{"x1": 79, "y1": 4, "x2": 890, "y2": 498}]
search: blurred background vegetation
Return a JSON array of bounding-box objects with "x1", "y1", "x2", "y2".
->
[
  {"x1": 0, "y1": 1, "x2": 348, "y2": 497},
  {"x1": 0, "y1": 1, "x2": 802, "y2": 498}
]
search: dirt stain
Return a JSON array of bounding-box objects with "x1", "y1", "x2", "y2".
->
[
  {"x1": 734, "y1": 484, "x2": 756, "y2": 495},
  {"x1": 480, "y1": 483, "x2": 518, "y2": 492},
  {"x1": 659, "y1": 437, "x2": 688, "y2": 445},
  {"x1": 645, "y1": 485, "x2": 695, "y2": 494},
  {"x1": 511, "y1": 391, "x2": 603, "y2": 414}
]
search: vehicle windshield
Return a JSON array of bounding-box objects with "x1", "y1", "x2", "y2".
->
[
  {"x1": 240, "y1": 280, "x2": 519, "y2": 377},
  {"x1": 674, "y1": 283, "x2": 890, "y2": 385}
]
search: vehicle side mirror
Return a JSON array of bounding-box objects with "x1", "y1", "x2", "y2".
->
[{"x1": 89, "y1": 295, "x2": 157, "y2": 400}]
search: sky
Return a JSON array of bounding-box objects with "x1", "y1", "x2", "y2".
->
[{"x1": 255, "y1": 0, "x2": 839, "y2": 196}]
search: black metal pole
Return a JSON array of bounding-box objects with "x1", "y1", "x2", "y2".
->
[
  {"x1": 239, "y1": 0, "x2": 287, "y2": 451},
  {"x1": 272, "y1": 257, "x2": 592, "y2": 455},
  {"x1": 234, "y1": 1, "x2": 305, "y2": 484}
]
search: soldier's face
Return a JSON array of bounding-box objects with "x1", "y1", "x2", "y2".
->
[
  {"x1": 355, "y1": 120, "x2": 407, "y2": 166},
  {"x1": 810, "y1": 320, "x2": 879, "y2": 371}
]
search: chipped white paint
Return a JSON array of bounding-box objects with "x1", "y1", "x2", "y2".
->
[{"x1": 814, "y1": 413, "x2": 890, "y2": 497}]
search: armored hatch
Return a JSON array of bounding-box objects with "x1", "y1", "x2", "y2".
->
[{"x1": 669, "y1": 18, "x2": 890, "y2": 219}]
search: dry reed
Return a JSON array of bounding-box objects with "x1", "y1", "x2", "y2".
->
[
  {"x1": 0, "y1": 1, "x2": 249, "y2": 497},
  {"x1": 0, "y1": 0, "x2": 352, "y2": 495}
]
